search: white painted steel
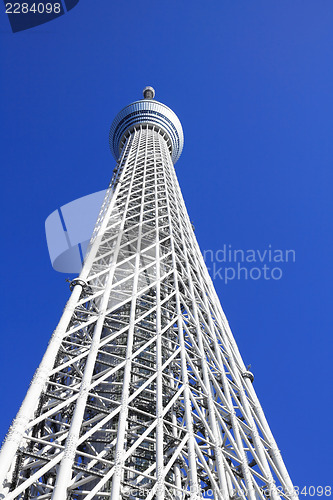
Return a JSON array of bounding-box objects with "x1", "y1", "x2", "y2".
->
[{"x1": 0, "y1": 94, "x2": 298, "y2": 500}]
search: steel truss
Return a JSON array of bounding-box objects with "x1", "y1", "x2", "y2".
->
[{"x1": 0, "y1": 98, "x2": 298, "y2": 500}]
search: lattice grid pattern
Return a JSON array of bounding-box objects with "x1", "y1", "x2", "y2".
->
[{"x1": 0, "y1": 125, "x2": 297, "y2": 500}]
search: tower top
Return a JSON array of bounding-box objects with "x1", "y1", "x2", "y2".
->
[
  {"x1": 143, "y1": 86, "x2": 155, "y2": 99},
  {"x1": 109, "y1": 89, "x2": 184, "y2": 164}
]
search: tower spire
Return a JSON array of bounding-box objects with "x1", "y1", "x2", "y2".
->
[{"x1": 143, "y1": 85, "x2": 155, "y2": 99}]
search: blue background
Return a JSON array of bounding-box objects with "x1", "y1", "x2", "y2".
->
[{"x1": 0, "y1": 0, "x2": 332, "y2": 494}]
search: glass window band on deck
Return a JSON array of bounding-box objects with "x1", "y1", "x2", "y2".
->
[{"x1": 109, "y1": 99, "x2": 184, "y2": 164}]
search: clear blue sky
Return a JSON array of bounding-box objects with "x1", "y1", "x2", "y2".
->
[{"x1": 1, "y1": 0, "x2": 332, "y2": 494}]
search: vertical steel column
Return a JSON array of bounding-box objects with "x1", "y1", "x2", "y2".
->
[
  {"x1": 110, "y1": 127, "x2": 149, "y2": 500},
  {"x1": 154, "y1": 129, "x2": 166, "y2": 500}
]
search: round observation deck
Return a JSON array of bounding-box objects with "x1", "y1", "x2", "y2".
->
[{"x1": 109, "y1": 87, "x2": 184, "y2": 164}]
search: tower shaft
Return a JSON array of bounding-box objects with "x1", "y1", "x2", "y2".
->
[{"x1": 0, "y1": 94, "x2": 298, "y2": 500}]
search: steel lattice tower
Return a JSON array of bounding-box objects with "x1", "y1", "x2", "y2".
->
[{"x1": 0, "y1": 88, "x2": 298, "y2": 500}]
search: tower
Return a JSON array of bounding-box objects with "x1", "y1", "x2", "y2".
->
[{"x1": 0, "y1": 88, "x2": 298, "y2": 500}]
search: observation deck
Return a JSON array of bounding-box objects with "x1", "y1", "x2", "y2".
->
[{"x1": 109, "y1": 87, "x2": 184, "y2": 164}]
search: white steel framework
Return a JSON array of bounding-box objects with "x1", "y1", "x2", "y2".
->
[{"x1": 0, "y1": 88, "x2": 298, "y2": 500}]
